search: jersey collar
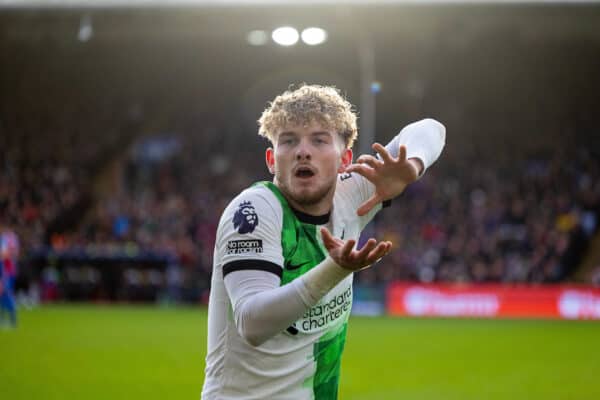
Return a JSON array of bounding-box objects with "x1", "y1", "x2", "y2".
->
[{"x1": 290, "y1": 206, "x2": 330, "y2": 225}]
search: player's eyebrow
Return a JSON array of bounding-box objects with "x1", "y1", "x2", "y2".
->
[
  {"x1": 311, "y1": 131, "x2": 333, "y2": 138},
  {"x1": 277, "y1": 130, "x2": 333, "y2": 141},
  {"x1": 278, "y1": 131, "x2": 297, "y2": 139}
]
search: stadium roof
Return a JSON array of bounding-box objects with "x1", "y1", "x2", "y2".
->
[{"x1": 1, "y1": 0, "x2": 599, "y2": 8}]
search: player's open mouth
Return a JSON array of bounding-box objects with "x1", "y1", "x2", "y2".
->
[{"x1": 294, "y1": 166, "x2": 315, "y2": 178}]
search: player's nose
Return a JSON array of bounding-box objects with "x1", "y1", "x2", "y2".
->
[{"x1": 295, "y1": 140, "x2": 312, "y2": 160}]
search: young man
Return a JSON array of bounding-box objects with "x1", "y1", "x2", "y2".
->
[{"x1": 202, "y1": 85, "x2": 445, "y2": 399}]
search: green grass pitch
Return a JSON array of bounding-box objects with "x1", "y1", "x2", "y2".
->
[{"x1": 1, "y1": 305, "x2": 599, "y2": 399}]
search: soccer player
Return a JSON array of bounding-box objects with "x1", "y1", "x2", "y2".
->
[
  {"x1": 202, "y1": 85, "x2": 445, "y2": 399},
  {"x1": 0, "y1": 224, "x2": 19, "y2": 328}
]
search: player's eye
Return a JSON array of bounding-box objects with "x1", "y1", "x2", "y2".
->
[
  {"x1": 279, "y1": 135, "x2": 297, "y2": 145},
  {"x1": 313, "y1": 136, "x2": 330, "y2": 145}
]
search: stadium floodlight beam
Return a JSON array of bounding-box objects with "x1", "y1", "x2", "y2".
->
[
  {"x1": 301, "y1": 27, "x2": 327, "y2": 45},
  {"x1": 272, "y1": 26, "x2": 299, "y2": 46},
  {"x1": 247, "y1": 30, "x2": 268, "y2": 46}
]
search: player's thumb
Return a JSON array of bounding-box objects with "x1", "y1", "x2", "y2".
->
[
  {"x1": 357, "y1": 195, "x2": 380, "y2": 217},
  {"x1": 320, "y1": 227, "x2": 336, "y2": 250}
]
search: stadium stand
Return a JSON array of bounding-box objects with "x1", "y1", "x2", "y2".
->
[{"x1": 1, "y1": 7, "x2": 599, "y2": 302}]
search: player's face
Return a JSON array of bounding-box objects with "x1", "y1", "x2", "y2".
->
[{"x1": 266, "y1": 122, "x2": 352, "y2": 214}]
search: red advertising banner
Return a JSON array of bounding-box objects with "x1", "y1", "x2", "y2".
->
[{"x1": 386, "y1": 282, "x2": 600, "y2": 320}]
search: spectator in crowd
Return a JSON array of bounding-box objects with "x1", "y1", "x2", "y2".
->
[{"x1": 0, "y1": 223, "x2": 19, "y2": 327}]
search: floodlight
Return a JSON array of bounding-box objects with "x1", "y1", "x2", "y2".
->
[
  {"x1": 272, "y1": 27, "x2": 299, "y2": 46},
  {"x1": 78, "y1": 15, "x2": 93, "y2": 42},
  {"x1": 247, "y1": 30, "x2": 268, "y2": 46},
  {"x1": 301, "y1": 27, "x2": 327, "y2": 46}
]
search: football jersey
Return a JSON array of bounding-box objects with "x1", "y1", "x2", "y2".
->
[{"x1": 202, "y1": 173, "x2": 381, "y2": 400}]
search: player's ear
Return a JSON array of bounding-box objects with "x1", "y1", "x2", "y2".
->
[
  {"x1": 265, "y1": 147, "x2": 275, "y2": 174},
  {"x1": 338, "y1": 148, "x2": 353, "y2": 173}
]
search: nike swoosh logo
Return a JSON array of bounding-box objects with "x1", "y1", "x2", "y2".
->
[{"x1": 285, "y1": 261, "x2": 312, "y2": 270}]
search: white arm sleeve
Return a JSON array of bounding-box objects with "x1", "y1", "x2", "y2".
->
[
  {"x1": 384, "y1": 118, "x2": 446, "y2": 177},
  {"x1": 224, "y1": 257, "x2": 351, "y2": 347}
]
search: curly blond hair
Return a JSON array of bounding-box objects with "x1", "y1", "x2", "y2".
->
[{"x1": 258, "y1": 84, "x2": 358, "y2": 149}]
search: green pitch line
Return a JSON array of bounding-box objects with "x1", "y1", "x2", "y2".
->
[{"x1": 1, "y1": 305, "x2": 599, "y2": 400}]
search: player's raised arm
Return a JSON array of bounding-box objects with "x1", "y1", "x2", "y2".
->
[{"x1": 346, "y1": 118, "x2": 446, "y2": 216}]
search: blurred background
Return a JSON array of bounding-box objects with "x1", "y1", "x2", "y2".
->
[{"x1": 1, "y1": 1, "x2": 600, "y2": 399}]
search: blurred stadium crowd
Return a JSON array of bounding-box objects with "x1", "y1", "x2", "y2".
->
[
  {"x1": 1, "y1": 109, "x2": 599, "y2": 303},
  {"x1": 2, "y1": 7, "x2": 600, "y2": 303}
]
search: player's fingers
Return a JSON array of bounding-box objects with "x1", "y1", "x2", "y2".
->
[
  {"x1": 373, "y1": 143, "x2": 395, "y2": 164},
  {"x1": 366, "y1": 242, "x2": 391, "y2": 262},
  {"x1": 356, "y1": 154, "x2": 376, "y2": 163},
  {"x1": 356, "y1": 194, "x2": 381, "y2": 217},
  {"x1": 333, "y1": 237, "x2": 345, "y2": 246},
  {"x1": 352, "y1": 238, "x2": 377, "y2": 261},
  {"x1": 340, "y1": 239, "x2": 356, "y2": 260},
  {"x1": 345, "y1": 164, "x2": 377, "y2": 182},
  {"x1": 398, "y1": 145, "x2": 407, "y2": 162},
  {"x1": 320, "y1": 227, "x2": 339, "y2": 250},
  {"x1": 356, "y1": 155, "x2": 382, "y2": 170}
]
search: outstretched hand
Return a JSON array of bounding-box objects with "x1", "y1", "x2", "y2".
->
[
  {"x1": 345, "y1": 143, "x2": 421, "y2": 216},
  {"x1": 321, "y1": 227, "x2": 392, "y2": 272}
]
